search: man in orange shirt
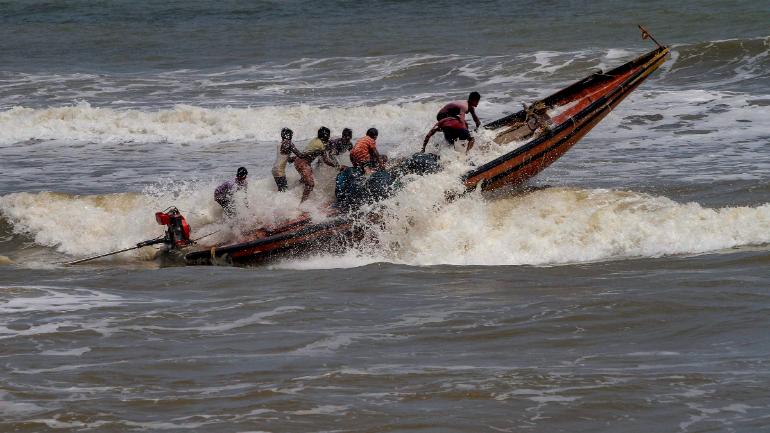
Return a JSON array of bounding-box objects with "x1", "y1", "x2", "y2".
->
[{"x1": 349, "y1": 128, "x2": 384, "y2": 170}]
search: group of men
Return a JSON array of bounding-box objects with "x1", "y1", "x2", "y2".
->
[
  {"x1": 215, "y1": 92, "x2": 481, "y2": 215},
  {"x1": 272, "y1": 126, "x2": 386, "y2": 203}
]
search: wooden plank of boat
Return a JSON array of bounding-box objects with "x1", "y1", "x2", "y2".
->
[{"x1": 184, "y1": 217, "x2": 354, "y2": 265}]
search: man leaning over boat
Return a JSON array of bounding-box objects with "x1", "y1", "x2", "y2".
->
[
  {"x1": 350, "y1": 128, "x2": 385, "y2": 170},
  {"x1": 422, "y1": 105, "x2": 475, "y2": 154},
  {"x1": 437, "y1": 91, "x2": 481, "y2": 130}
]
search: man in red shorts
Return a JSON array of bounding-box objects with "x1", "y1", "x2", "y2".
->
[
  {"x1": 436, "y1": 91, "x2": 481, "y2": 130},
  {"x1": 422, "y1": 106, "x2": 475, "y2": 154}
]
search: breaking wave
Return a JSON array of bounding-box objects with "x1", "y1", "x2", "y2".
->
[
  {"x1": 663, "y1": 36, "x2": 770, "y2": 90},
  {"x1": 3, "y1": 173, "x2": 770, "y2": 268},
  {"x1": 0, "y1": 101, "x2": 440, "y2": 147},
  {"x1": 367, "y1": 184, "x2": 770, "y2": 266},
  {"x1": 1, "y1": 36, "x2": 767, "y2": 147}
]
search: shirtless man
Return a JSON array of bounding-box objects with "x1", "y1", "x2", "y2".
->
[
  {"x1": 323, "y1": 127, "x2": 354, "y2": 167},
  {"x1": 423, "y1": 106, "x2": 475, "y2": 154},
  {"x1": 436, "y1": 91, "x2": 481, "y2": 130}
]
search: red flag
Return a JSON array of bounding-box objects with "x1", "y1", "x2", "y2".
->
[{"x1": 639, "y1": 25, "x2": 650, "y2": 40}]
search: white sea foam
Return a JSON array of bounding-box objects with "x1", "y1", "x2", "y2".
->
[
  {"x1": 0, "y1": 101, "x2": 440, "y2": 147},
  {"x1": 290, "y1": 405, "x2": 350, "y2": 416},
  {"x1": 0, "y1": 314, "x2": 119, "y2": 340},
  {"x1": 0, "y1": 287, "x2": 124, "y2": 314},
  {"x1": 124, "y1": 305, "x2": 305, "y2": 333},
  {"x1": 0, "y1": 391, "x2": 46, "y2": 417},
  {"x1": 40, "y1": 347, "x2": 92, "y2": 356},
  {"x1": 0, "y1": 86, "x2": 764, "y2": 162},
  {"x1": 604, "y1": 48, "x2": 635, "y2": 60},
  {"x1": 11, "y1": 360, "x2": 128, "y2": 375},
  {"x1": 559, "y1": 87, "x2": 770, "y2": 183},
  {"x1": 294, "y1": 333, "x2": 361, "y2": 355},
  {"x1": 530, "y1": 51, "x2": 575, "y2": 74},
  {"x1": 609, "y1": 89, "x2": 770, "y2": 144},
  {"x1": 0, "y1": 169, "x2": 345, "y2": 259},
  {"x1": 367, "y1": 184, "x2": 770, "y2": 266}
]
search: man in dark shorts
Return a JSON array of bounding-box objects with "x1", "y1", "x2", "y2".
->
[
  {"x1": 323, "y1": 127, "x2": 354, "y2": 167},
  {"x1": 436, "y1": 91, "x2": 481, "y2": 130},
  {"x1": 422, "y1": 106, "x2": 475, "y2": 154}
]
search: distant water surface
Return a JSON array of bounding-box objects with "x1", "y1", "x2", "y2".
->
[{"x1": 1, "y1": 1, "x2": 770, "y2": 432}]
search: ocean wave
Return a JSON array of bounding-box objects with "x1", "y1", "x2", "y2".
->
[
  {"x1": 366, "y1": 184, "x2": 770, "y2": 266},
  {"x1": 0, "y1": 101, "x2": 440, "y2": 147},
  {"x1": 664, "y1": 36, "x2": 770, "y2": 90},
  {"x1": 1, "y1": 83, "x2": 767, "y2": 151},
  {"x1": 0, "y1": 168, "x2": 342, "y2": 259},
  {"x1": 3, "y1": 179, "x2": 770, "y2": 268},
  {"x1": 2, "y1": 37, "x2": 766, "y2": 111}
]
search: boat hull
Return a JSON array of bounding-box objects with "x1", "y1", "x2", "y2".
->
[{"x1": 184, "y1": 217, "x2": 355, "y2": 265}]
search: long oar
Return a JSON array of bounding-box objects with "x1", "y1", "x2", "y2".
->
[
  {"x1": 191, "y1": 229, "x2": 220, "y2": 243},
  {"x1": 63, "y1": 236, "x2": 165, "y2": 266},
  {"x1": 63, "y1": 228, "x2": 222, "y2": 266}
]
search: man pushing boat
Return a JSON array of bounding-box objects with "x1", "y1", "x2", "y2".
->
[
  {"x1": 436, "y1": 91, "x2": 481, "y2": 130},
  {"x1": 294, "y1": 126, "x2": 344, "y2": 202},
  {"x1": 214, "y1": 167, "x2": 248, "y2": 217},
  {"x1": 322, "y1": 127, "x2": 354, "y2": 168},
  {"x1": 422, "y1": 106, "x2": 475, "y2": 154},
  {"x1": 272, "y1": 128, "x2": 304, "y2": 192},
  {"x1": 350, "y1": 128, "x2": 385, "y2": 170}
]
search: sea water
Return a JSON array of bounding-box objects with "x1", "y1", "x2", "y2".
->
[{"x1": 1, "y1": 1, "x2": 770, "y2": 431}]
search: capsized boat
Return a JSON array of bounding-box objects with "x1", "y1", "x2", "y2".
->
[{"x1": 179, "y1": 30, "x2": 670, "y2": 266}]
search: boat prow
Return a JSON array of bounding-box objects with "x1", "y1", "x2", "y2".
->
[{"x1": 464, "y1": 45, "x2": 669, "y2": 191}]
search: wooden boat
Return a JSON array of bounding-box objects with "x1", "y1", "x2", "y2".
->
[
  {"x1": 464, "y1": 44, "x2": 669, "y2": 191},
  {"x1": 184, "y1": 214, "x2": 355, "y2": 265},
  {"x1": 181, "y1": 31, "x2": 669, "y2": 266}
]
